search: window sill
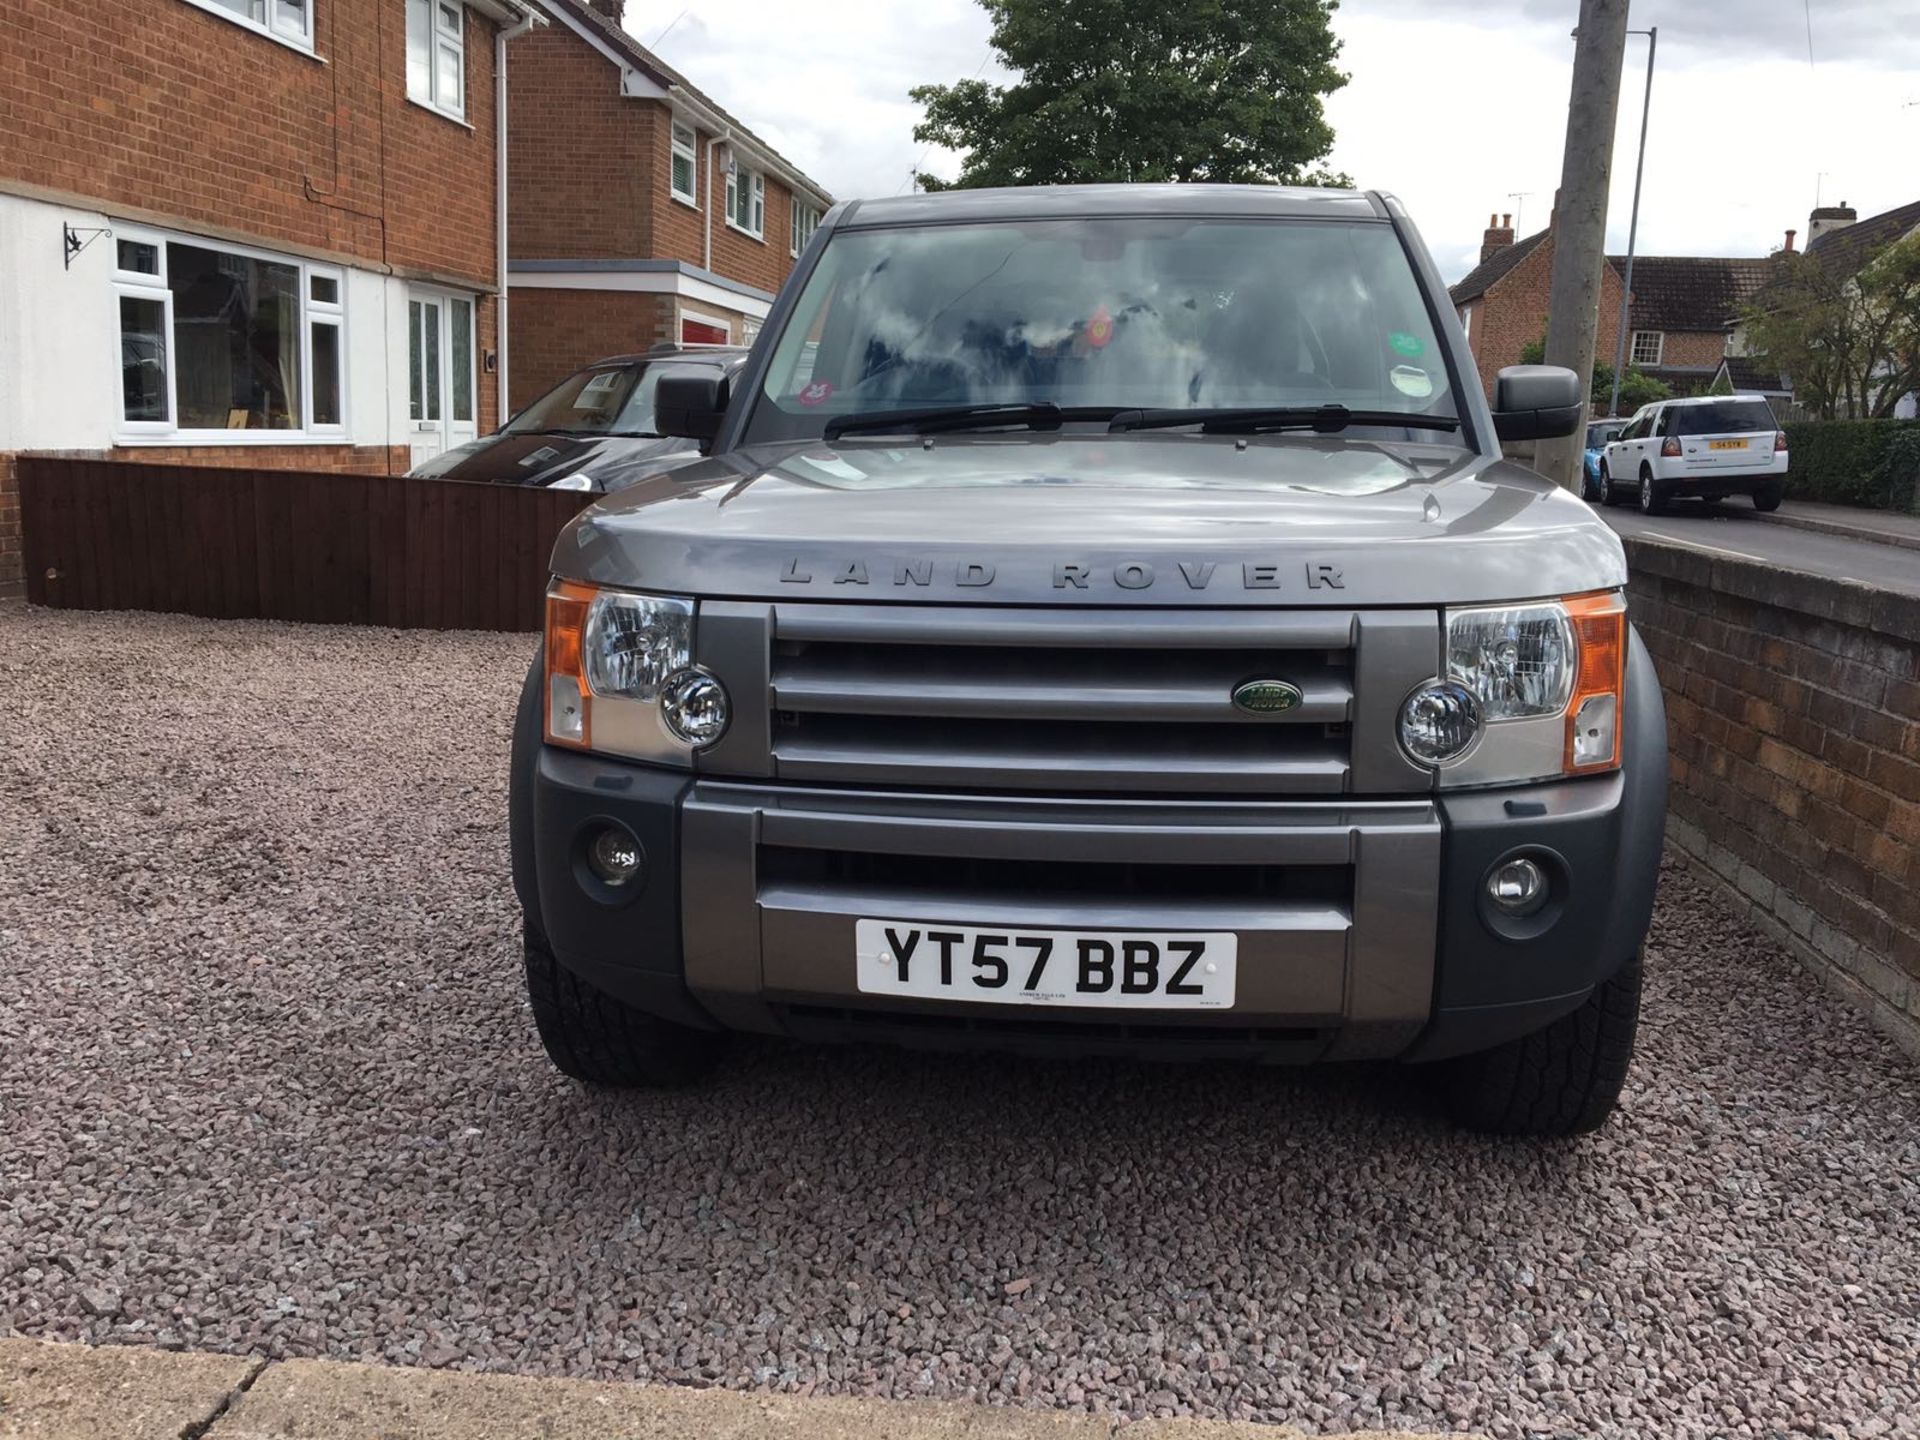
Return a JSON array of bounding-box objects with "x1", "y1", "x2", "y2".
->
[
  {"x1": 115, "y1": 432, "x2": 352, "y2": 448},
  {"x1": 176, "y1": 0, "x2": 324, "y2": 61},
  {"x1": 724, "y1": 219, "x2": 766, "y2": 244},
  {"x1": 406, "y1": 94, "x2": 474, "y2": 130},
  {"x1": 670, "y1": 191, "x2": 700, "y2": 211}
]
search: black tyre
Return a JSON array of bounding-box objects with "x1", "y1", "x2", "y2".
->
[
  {"x1": 524, "y1": 920, "x2": 727, "y2": 1086},
  {"x1": 1441, "y1": 951, "x2": 1641, "y2": 1136},
  {"x1": 1597, "y1": 463, "x2": 1617, "y2": 506},
  {"x1": 1752, "y1": 483, "x2": 1783, "y2": 513},
  {"x1": 1637, "y1": 466, "x2": 1667, "y2": 515}
]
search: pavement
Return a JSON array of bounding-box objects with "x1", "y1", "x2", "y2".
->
[
  {"x1": 1760, "y1": 499, "x2": 1920, "y2": 553},
  {"x1": 1603, "y1": 501, "x2": 1920, "y2": 598},
  {"x1": 3, "y1": 603, "x2": 1919, "y2": 1439},
  {"x1": 0, "y1": 1338, "x2": 1471, "y2": 1439}
]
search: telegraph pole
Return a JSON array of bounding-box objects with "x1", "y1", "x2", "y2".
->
[
  {"x1": 1607, "y1": 27, "x2": 1657, "y2": 420},
  {"x1": 1536, "y1": 0, "x2": 1631, "y2": 491}
]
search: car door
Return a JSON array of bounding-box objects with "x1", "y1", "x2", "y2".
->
[
  {"x1": 1606, "y1": 406, "x2": 1649, "y2": 480},
  {"x1": 1638, "y1": 405, "x2": 1668, "y2": 475}
]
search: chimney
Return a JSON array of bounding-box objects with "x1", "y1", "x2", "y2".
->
[
  {"x1": 1782, "y1": 229, "x2": 1797, "y2": 254},
  {"x1": 586, "y1": 0, "x2": 626, "y2": 23},
  {"x1": 1481, "y1": 211, "x2": 1516, "y2": 264},
  {"x1": 1807, "y1": 203, "x2": 1857, "y2": 246}
]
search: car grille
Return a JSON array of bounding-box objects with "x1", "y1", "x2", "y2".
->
[{"x1": 696, "y1": 603, "x2": 1440, "y2": 797}]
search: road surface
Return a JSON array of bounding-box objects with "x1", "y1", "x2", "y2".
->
[{"x1": 1604, "y1": 504, "x2": 1920, "y2": 598}]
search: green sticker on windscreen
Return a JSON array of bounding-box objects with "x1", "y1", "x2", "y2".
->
[{"x1": 1389, "y1": 331, "x2": 1425, "y2": 357}]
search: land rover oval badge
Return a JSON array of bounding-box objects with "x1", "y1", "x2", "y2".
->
[{"x1": 1232, "y1": 679, "x2": 1304, "y2": 715}]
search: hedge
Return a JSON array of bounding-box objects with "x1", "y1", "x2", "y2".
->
[{"x1": 1782, "y1": 420, "x2": 1920, "y2": 512}]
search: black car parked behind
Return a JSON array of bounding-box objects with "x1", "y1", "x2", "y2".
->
[{"x1": 408, "y1": 346, "x2": 747, "y2": 491}]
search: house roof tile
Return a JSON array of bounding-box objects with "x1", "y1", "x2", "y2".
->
[
  {"x1": 1802, "y1": 198, "x2": 1920, "y2": 278},
  {"x1": 1448, "y1": 228, "x2": 1549, "y2": 305},
  {"x1": 1717, "y1": 355, "x2": 1790, "y2": 394},
  {"x1": 1605, "y1": 255, "x2": 1773, "y2": 332}
]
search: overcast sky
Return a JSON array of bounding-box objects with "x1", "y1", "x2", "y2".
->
[{"x1": 626, "y1": 0, "x2": 1920, "y2": 282}]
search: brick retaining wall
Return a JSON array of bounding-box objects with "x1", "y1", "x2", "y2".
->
[{"x1": 1623, "y1": 537, "x2": 1920, "y2": 1053}]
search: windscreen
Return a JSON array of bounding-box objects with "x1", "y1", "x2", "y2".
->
[
  {"x1": 746, "y1": 217, "x2": 1455, "y2": 441},
  {"x1": 508, "y1": 360, "x2": 717, "y2": 438},
  {"x1": 1669, "y1": 400, "x2": 1776, "y2": 436}
]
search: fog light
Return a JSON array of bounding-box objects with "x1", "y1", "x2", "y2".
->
[
  {"x1": 1399, "y1": 681, "x2": 1482, "y2": 766},
  {"x1": 1488, "y1": 857, "x2": 1548, "y2": 916},
  {"x1": 662, "y1": 669, "x2": 730, "y2": 746},
  {"x1": 586, "y1": 826, "x2": 643, "y2": 887}
]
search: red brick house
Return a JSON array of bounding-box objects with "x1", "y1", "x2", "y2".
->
[
  {"x1": 0, "y1": 0, "x2": 542, "y2": 596},
  {"x1": 505, "y1": 0, "x2": 833, "y2": 409},
  {"x1": 1450, "y1": 212, "x2": 1772, "y2": 410}
]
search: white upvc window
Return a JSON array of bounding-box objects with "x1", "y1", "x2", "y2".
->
[
  {"x1": 670, "y1": 122, "x2": 698, "y2": 206},
  {"x1": 407, "y1": 0, "x2": 466, "y2": 121},
  {"x1": 726, "y1": 162, "x2": 765, "y2": 241},
  {"x1": 112, "y1": 224, "x2": 347, "y2": 442},
  {"x1": 181, "y1": 0, "x2": 316, "y2": 53},
  {"x1": 790, "y1": 200, "x2": 820, "y2": 258},
  {"x1": 1631, "y1": 330, "x2": 1665, "y2": 366}
]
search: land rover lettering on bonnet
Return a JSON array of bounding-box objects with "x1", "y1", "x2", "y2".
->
[{"x1": 509, "y1": 184, "x2": 1666, "y2": 1137}]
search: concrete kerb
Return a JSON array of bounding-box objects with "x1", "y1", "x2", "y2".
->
[
  {"x1": 0, "y1": 1339, "x2": 1482, "y2": 1440},
  {"x1": 1754, "y1": 506, "x2": 1920, "y2": 554}
]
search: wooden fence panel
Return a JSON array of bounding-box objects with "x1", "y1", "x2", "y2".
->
[{"x1": 18, "y1": 457, "x2": 594, "y2": 632}]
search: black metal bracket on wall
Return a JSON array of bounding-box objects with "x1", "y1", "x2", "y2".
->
[{"x1": 63, "y1": 222, "x2": 111, "y2": 270}]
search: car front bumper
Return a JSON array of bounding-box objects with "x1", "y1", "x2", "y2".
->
[{"x1": 511, "y1": 636, "x2": 1667, "y2": 1066}]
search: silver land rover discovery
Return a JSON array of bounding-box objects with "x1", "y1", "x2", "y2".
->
[{"x1": 508, "y1": 185, "x2": 1666, "y2": 1136}]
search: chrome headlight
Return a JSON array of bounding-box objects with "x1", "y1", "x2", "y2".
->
[
  {"x1": 584, "y1": 591, "x2": 691, "y2": 700},
  {"x1": 1418, "y1": 592, "x2": 1627, "y2": 787},
  {"x1": 544, "y1": 583, "x2": 729, "y2": 764},
  {"x1": 1446, "y1": 604, "x2": 1576, "y2": 720}
]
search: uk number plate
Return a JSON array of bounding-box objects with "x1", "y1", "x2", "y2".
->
[
  {"x1": 1708, "y1": 438, "x2": 1748, "y2": 450},
  {"x1": 853, "y1": 920, "x2": 1237, "y2": 1009}
]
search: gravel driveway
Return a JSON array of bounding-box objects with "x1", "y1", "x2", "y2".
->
[{"x1": 2, "y1": 603, "x2": 1917, "y2": 1439}]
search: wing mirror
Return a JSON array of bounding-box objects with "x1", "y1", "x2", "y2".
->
[
  {"x1": 655, "y1": 373, "x2": 731, "y2": 443},
  {"x1": 1492, "y1": 365, "x2": 1584, "y2": 441}
]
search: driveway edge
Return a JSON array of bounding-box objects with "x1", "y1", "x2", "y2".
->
[{"x1": 0, "y1": 1339, "x2": 1479, "y2": 1440}]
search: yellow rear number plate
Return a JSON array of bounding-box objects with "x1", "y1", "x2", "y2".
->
[{"x1": 1709, "y1": 438, "x2": 1747, "y2": 450}]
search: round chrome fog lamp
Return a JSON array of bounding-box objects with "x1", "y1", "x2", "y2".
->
[
  {"x1": 1398, "y1": 681, "x2": 1482, "y2": 766},
  {"x1": 1487, "y1": 856, "x2": 1548, "y2": 917},
  {"x1": 662, "y1": 669, "x2": 730, "y2": 746},
  {"x1": 585, "y1": 825, "x2": 644, "y2": 887}
]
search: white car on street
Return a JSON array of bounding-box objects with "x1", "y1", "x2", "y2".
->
[{"x1": 1598, "y1": 395, "x2": 1788, "y2": 514}]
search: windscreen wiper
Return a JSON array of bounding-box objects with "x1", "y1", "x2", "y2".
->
[
  {"x1": 824, "y1": 402, "x2": 1123, "y2": 441},
  {"x1": 1110, "y1": 404, "x2": 1462, "y2": 435}
]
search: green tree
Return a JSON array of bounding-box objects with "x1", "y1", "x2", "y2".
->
[
  {"x1": 910, "y1": 0, "x2": 1350, "y2": 191},
  {"x1": 1517, "y1": 336, "x2": 1669, "y2": 414},
  {"x1": 1604, "y1": 362, "x2": 1672, "y2": 414},
  {"x1": 1740, "y1": 233, "x2": 1920, "y2": 420}
]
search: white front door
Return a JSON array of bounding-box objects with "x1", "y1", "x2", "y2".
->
[{"x1": 408, "y1": 289, "x2": 477, "y2": 466}]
